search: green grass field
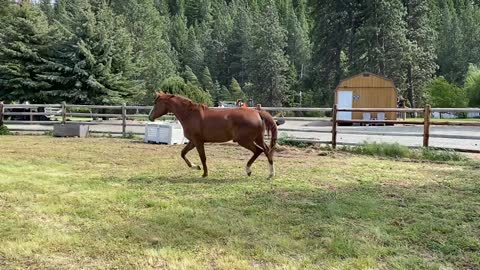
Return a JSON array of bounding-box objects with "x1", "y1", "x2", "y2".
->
[{"x1": 0, "y1": 136, "x2": 479, "y2": 269}]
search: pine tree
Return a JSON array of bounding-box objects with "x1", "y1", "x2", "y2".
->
[
  {"x1": 153, "y1": 0, "x2": 170, "y2": 16},
  {"x1": 436, "y1": 0, "x2": 466, "y2": 84},
  {"x1": 218, "y1": 85, "x2": 232, "y2": 101},
  {"x1": 285, "y1": 0, "x2": 310, "y2": 80},
  {"x1": 201, "y1": 67, "x2": 215, "y2": 95},
  {"x1": 39, "y1": 0, "x2": 54, "y2": 21},
  {"x1": 248, "y1": 2, "x2": 290, "y2": 106},
  {"x1": 460, "y1": 2, "x2": 480, "y2": 71},
  {"x1": 182, "y1": 65, "x2": 201, "y2": 88},
  {"x1": 185, "y1": 0, "x2": 211, "y2": 26},
  {"x1": 111, "y1": 0, "x2": 177, "y2": 103},
  {"x1": 227, "y1": 1, "x2": 252, "y2": 85},
  {"x1": 354, "y1": 0, "x2": 409, "y2": 91},
  {"x1": 212, "y1": 80, "x2": 222, "y2": 103},
  {"x1": 43, "y1": 0, "x2": 142, "y2": 104},
  {"x1": 0, "y1": 3, "x2": 61, "y2": 103},
  {"x1": 184, "y1": 27, "x2": 204, "y2": 76},
  {"x1": 309, "y1": 0, "x2": 349, "y2": 105},
  {"x1": 204, "y1": 2, "x2": 232, "y2": 85},
  {"x1": 169, "y1": 15, "x2": 189, "y2": 64},
  {"x1": 229, "y1": 78, "x2": 245, "y2": 100},
  {"x1": 168, "y1": 0, "x2": 185, "y2": 16},
  {"x1": 404, "y1": 0, "x2": 437, "y2": 107},
  {"x1": 160, "y1": 75, "x2": 212, "y2": 105}
]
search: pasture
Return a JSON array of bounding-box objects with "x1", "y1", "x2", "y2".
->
[{"x1": 0, "y1": 136, "x2": 479, "y2": 269}]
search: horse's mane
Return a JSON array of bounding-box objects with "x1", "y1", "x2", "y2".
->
[{"x1": 164, "y1": 94, "x2": 208, "y2": 111}]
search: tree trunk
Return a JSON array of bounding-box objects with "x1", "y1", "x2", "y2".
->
[
  {"x1": 407, "y1": 63, "x2": 416, "y2": 108},
  {"x1": 348, "y1": 9, "x2": 356, "y2": 68}
]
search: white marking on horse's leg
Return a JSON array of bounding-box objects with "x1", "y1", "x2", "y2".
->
[
  {"x1": 246, "y1": 166, "x2": 252, "y2": 176},
  {"x1": 191, "y1": 164, "x2": 201, "y2": 170},
  {"x1": 268, "y1": 164, "x2": 275, "y2": 179}
]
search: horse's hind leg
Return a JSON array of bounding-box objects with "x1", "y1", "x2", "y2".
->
[
  {"x1": 258, "y1": 138, "x2": 274, "y2": 179},
  {"x1": 238, "y1": 140, "x2": 264, "y2": 176},
  {"x1": 181, "y1": 141, "x2": 201, "y2": 170},
  {"x1": 195, "y1": 142, "x2": 208, "y2": 178}
]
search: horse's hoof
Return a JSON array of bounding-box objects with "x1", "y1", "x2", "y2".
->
[
  {"x1": 202, "y1": 174, "x2": 208, "y2": 178},
  {"x1": 245, "y1": 166, "x2": 252, "y2": 177},
  {"x1": 193, "y1": 165, "x2": 201, "y2": 170}
]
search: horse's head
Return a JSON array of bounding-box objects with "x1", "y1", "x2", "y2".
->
[{"x1": 149, "y1": 92, "x2": 170, "y2": 121}]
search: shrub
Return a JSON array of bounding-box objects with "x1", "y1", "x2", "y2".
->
[
  {"x1": 424, "y1": 77, "x2": 468, "y2": 108},
  {"x1": 420, "y1": 148, "x2": 466, "y2": 162},
  {"x1": 348, "y1": 142, "x2": 411, "y2": 159},
  {"x1": 160, "y1": 76, "x2": 213, "y2": 106},
  {"x1": 464, "y1": 64, "x2": 480, "y2": 107},
  {"x1": 343, "y1": 142, "x2": 467, "y2": 162},
  {"x1": 0, "y1": 125, "x2": 11, "y2": 135}
]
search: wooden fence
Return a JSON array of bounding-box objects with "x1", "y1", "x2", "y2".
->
[
  {"x1": 332, "y1": 105, "x2": 480, "y2": 149},
  {"x1": 1, "y1": 103, "x2": 480, "y2": 152}
]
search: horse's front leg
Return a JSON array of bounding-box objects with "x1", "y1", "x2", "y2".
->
[
  {"x1": 195, "y1": 142, "x2": 208, "y2": 177},
  {"x1": 181, "y1": 141, "x2": 201, "y2": 170}
]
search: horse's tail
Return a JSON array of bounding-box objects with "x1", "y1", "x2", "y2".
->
[{"x1": 258, "y1": 110, "x2": 278, "y2": 152}]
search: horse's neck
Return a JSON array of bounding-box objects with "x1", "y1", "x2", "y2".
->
[{"x1": 168, "y1": 98, "x2": 202, "y2": 127}]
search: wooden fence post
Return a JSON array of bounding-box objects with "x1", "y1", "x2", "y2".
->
[
  {"x1": 0, "y1": 101, "x2": 4, "y2": 126},
  {"x1": 423, "y1": 104, "x2": 431, "y2": 147},
  {"x1": 61, "y1": 102, "x2": 66, "y2": 124},
  {"x1": 29, "y1": 106, "x2": 33, "y2": 122},
  {"x1": 122, "y1": 103, "x2": 127, "y2": 137},
  {"x1": 331, "y1": 104, "x2": 338, "y2": 149}
]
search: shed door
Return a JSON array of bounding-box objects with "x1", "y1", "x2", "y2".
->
[{"x1": 337, "y1": 91, "x2": 353, "y2": 120}]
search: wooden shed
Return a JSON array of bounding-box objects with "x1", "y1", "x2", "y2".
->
[{"x1": 334, "y1": 73, "x2": 397, "y2": 121}]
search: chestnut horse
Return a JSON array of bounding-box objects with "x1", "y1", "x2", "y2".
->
[{"x1": 149, "y1": 93, "x2": 278, "y2": 178}]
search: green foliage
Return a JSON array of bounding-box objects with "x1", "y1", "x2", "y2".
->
[
  {"x1": 200, "y1": 67, "x2": 215, "y2": 96},
  {"x1": 160, "y1": 76, "x2": 212, "y2": 105},
  {"x1": 110, "y1": 0, "x2": 177, "y2": 102},
  {"x1": 248, "y1": 2, "x2": 290, "y2": 106},
  {"x1": 184, "y1": 27, "x2": 204, "y2": 76},
  {"x1": 218, "y1": 85, "x2": 231, "y2": 101},
  {"x1": 1, "y1": 0, "x2": 480, "y2": 107},
  {"x1": 277, "y1": 137, "x2": 309, "y2": 148},
  {"x1": 347, "y1": 142, "x2": 412, "y2": 159},
  {"x1": 464, "y1": 64, "x2": 480, "y2": 106},
  {"x1": 0, "y1": 3, "x2": 60, "y2": 103},
  {"x1": 420, "y1": 147, "x2": 467, "y2": 162},
  {"x1": 228, "y1": 78, "x2": 245, "y2": 100},
  {"x1": 345, "y1": 142, "x2": 467, "y2": 162},
  {"x1": 0, "y1": 125, "x2": 11, "y2": 135},
  {"x1": 182, "y1": 66, "x2": 201, "y2": 88},
  {"x1": 49, "y1": 0, "x2": 142, "y2": 105},
  {"x1": 424, "y1": 77, "x2": 468, "y2": 108}
]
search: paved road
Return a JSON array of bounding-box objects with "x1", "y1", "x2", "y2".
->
[{"x1": 6, "y1": 119, "x2": 480, "y2": 151}]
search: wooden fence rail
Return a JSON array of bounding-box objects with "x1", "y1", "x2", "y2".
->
[
  {"x1": 331, "y1": 105, "x2": 480, "y2": 150},
  {"x1": 1, "y1": 103, "x2": 480, "y2": 152}
]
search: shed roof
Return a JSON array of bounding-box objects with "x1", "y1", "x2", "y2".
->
[{"x1": 336, "y1": 73, "x2": 395, "y2": 89}]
